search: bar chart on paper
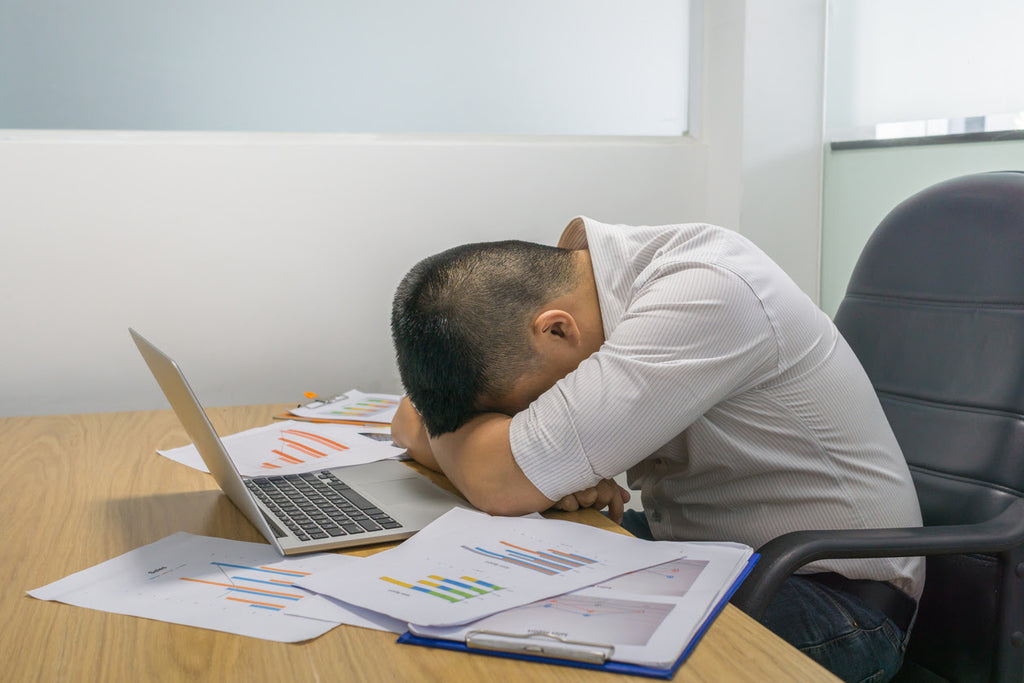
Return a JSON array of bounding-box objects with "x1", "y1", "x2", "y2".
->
[
  {"x1": 156, "y1": 420, "x2": 403, "y2": 476},
  {"x1": 380, "y1": 574, "x2": 504, "y2": 603},
  {"x1": 219, "y1": 421, "x2": 401, "y2": 477},
  {"x1": 26, "y1": 532, "x2": 347, "y2": 642},
  {"x1": 177, "y1": 561, "x2": 312, "y2": 611},
  {"x1": 296, "y1": 507, "x2": 688, "y2": 627},
  {"x1": 462, "y1": 540, "x2": 598, "y2": 575},
  {"x1": 328, "y1": 396, "x2": 399, "y2": 421},
  {"x1": 290, "y1": 390, "x2": 401, "y2": 424},
  {"x1": 259, "y1": 427, "x2": 348, "y2": 472}
]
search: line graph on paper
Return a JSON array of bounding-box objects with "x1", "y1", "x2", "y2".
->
[
  {"x1": 463, "y1": 593, "x2": 677, "y2": 647},
  {"x1": 595, "y1": 558, "x2": 709, "y2": 597},
  {"x1": 177, "y1": 561, "x2": 312, "y2": 611}
]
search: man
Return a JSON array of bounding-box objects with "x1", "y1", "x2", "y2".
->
[{"x1": 390, "y1": 217, "x2": 923, "y2": 682}]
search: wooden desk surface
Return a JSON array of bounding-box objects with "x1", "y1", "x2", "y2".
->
[{"x1": 1, "y1": 405, "x2": 837, "y2": 682}]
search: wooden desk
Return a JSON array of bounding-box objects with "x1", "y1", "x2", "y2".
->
[{"x1": 1, "y1": 405, "x2": 837, "y2": 682}]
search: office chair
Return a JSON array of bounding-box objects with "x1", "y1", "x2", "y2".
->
[{"x1": 730, "y1": 171, "x2": 1024, "y2": 682}]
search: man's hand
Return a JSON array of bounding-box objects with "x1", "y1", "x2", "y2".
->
[
  {"x1": 390, "y1": 397, "x2": 441, "y2": 472},
  {"x1": 552, "y1": 479, "x2": 631, "y2": 524}
]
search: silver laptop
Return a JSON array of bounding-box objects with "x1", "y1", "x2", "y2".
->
[{"x1": 130, "y1": 328, "x2": 467, "y2": 555}]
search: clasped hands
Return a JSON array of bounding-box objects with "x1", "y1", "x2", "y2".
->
[{"x1": 551, "y1": 478, "x2": 631, "y2": 524}]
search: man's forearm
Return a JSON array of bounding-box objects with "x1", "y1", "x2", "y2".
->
[
  {"x1": 429, "y1": 413, "x2": 555, "y2": 516},
  {"x1": 394, "y1": 398, "x2": 622, "y2": 520},
  {"x1": 390, "y1": 397, "x2": 441, "y2": 472}
]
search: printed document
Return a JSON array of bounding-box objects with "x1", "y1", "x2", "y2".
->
[
  {"x1": 158, "y1": 420, "x2": 401, "y2": 475},
  {"x1": 295, "y1": 507, "x2": 690, "y2": 627},
  {"x1": 409, "y1": 541, "x2": 754, "y2": 669},
  {"x1": 27, "y1": 532, "x2": 386, "y2": 642}
]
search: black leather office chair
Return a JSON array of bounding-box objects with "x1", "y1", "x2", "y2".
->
[{"x1": 730, "y1": 171, "x2": 1024, "y2": 682}]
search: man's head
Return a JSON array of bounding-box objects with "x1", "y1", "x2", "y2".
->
[{"x1": 391, "y1": 240, "x2": 588, "y2": 436}]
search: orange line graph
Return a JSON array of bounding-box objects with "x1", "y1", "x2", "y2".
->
[
  {"x1": 225, "y1": 596, "x2": 286, "y2": 609},
  {"x1": 259, "y1": 427, "x2": 353, "y2": 470},
  {"x1": 282, "y1": 429, "x2": 349, "y2": 450},
  {"x1": 278, "y1": 438, "x2": 327, "y2": 458},
  {"x1": 259, "y1": 566, "x2": 311, "y2": 576},
  {"x1": 179, "y1": 577, "x2": 304, "y2": 599},
  {"x1": 271, "y1": 449, "x2": 304, "y2": 464}
]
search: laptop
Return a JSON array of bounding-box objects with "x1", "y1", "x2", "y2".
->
[{"x1": 130, "y1": 328, "x2": 468, "y2": 555}]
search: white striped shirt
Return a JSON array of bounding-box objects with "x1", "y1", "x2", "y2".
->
[{"x1": 510, "y1": 218, "x2": 924, "y2": 599}]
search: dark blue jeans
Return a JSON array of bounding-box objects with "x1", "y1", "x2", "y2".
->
[{"x1": 620, "y1": 510, "x2": 912, "y2": 683}]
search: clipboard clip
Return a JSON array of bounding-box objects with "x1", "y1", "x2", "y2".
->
[
  {"x1": 465, "y1": 630, "x2": 615, "y2": 665},
  {"x1": 300, "y1": 392, "x2": 348, "y2": 409}
]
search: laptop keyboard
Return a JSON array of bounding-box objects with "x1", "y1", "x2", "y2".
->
[{"x1": 245, "y1": 471, "x2": 402, "y2": 542}]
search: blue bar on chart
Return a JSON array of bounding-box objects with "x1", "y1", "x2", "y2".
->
[
  {"x1": 461, "y1": 541, "x2": 598, "y2": 575},
  {"x1": 178, "y1": 562, "x2": 311, "y2": 611}
]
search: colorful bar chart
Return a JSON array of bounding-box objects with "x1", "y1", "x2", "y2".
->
[
  {"x1": 379, "y1": 574, "x2": 504, "y2": 603},
  {"x1": 462, "y1": 541, "x2": 598, "y2": 575},
  {"x1": 330, "y1": 397, "x2": 399, "y2": 420},
  {"x1": 179, "y1": 562, "x2": 312, "y2": 611}
]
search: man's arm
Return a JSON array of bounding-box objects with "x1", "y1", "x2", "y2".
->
[
  {"x1": 428, "y1": 412, "x2": 554, "y2": 517},
  {"x1": 390, "y1": 396, "x2": 441, "y2": 472},
  {"x1": 390, "y1": 398, "x2": 628, "y2": 521}
]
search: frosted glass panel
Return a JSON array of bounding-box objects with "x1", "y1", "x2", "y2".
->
[
  {"x1": 827, "y1": 0, "x2": 1024, "y2": 132},
  {"x1": 0, "y1": 0, "x2": 690, "y2": 136}
]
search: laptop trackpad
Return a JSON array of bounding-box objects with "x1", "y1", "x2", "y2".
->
[{"x1": 333, "y1": 460, "x2": 465, "y2": 508}]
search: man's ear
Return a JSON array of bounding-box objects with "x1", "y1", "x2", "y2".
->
[{"x1": 532, "y1": 309, "x2": 581, "y2": 347}]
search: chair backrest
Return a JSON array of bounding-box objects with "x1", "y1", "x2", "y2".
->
[{"x1": 833, "y1": 171, "x2": 1024, "y2": 681}]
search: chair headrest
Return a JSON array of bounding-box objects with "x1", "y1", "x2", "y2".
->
[{"x1": 846, "y1": 171, "x2": 1024, "y2": 304}]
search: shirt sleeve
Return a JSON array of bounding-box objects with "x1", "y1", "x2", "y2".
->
[{"x1": 510, "y1": 260, "x2": 780, "y2": 500}]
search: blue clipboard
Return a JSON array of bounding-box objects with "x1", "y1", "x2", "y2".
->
[{"x1": 397, "y1": 553, "x2": 759, "y2": 679}]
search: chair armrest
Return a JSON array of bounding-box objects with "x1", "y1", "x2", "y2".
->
[{"x1": 731, "y1": 497, "x2": 1024, "y2": 620}]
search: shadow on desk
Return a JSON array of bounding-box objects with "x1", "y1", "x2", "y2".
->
[{"x1": 100, "y1": 490, "x2": 267, "y2": 549}]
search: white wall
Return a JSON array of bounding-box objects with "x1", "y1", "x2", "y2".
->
[
  {"x1": 0, "y1": 0, "x2": 830, "y2": 418},
  {"x1": 0, "y1": 132, "x2": 706, "y2": 416},
  {"x1": 701, "y1": 0, "x2": 826, "y2": 299},
  {"x1": 738, "y1": 0, "x2": 826, "y2": 297}
]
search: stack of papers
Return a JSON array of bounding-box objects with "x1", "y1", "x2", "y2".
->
[
  {"x1": 28, "y1": 509, "x2": 754, "y2": 676},
  {"x1": 158, "y1": 420, "x2": 402, "y2": 475},
  {"x1": 157, "y1": 389, "x2": 403, "y2": 474}
]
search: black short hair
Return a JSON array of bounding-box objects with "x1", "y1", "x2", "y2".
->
[{"x1": 391, "y1": 240, "x2": 579, "y2": 436}]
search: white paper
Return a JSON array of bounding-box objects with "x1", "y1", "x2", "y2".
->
[
  {"x1": 27, "y1": 532, "x2": 355, "y2": 642},
  {"x1": 410, "y1": 541, "x2": 754, "y2": 669},
  {"x1": 158, "y1": 421, "x2": 402, "y2": 475},
  {"x1": 289, "y1": 389, "x2": 401, "y2": 424},
  {"x1": 295, "y1": 508, "x2": 689, "y2": 627},
  {"x1": 282, "y1": 591, "x2": 407, "y2": 634}
]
